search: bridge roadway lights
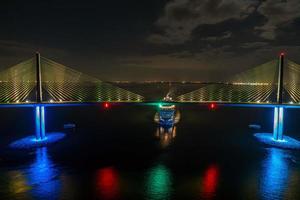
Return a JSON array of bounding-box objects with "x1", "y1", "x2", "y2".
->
[
  {"x1": 9, "y1": 105, "x2": 65, "y2": 149},
  {"x1": 254, "y1": 106, "x2": 300, "y2": 149}
]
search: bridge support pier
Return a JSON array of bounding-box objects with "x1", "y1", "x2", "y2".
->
[
  {"x1": 9, "y1": 105, "x2": 66, "y2": 149},
  {"x1": 254, "y1": 106, "x2": 300, "y2": 149},
  {"x1": 273, "y1": 106, "x2": 284, "y2": 141},
  {"x1": 35, "y1": 105, "x2": 46, "y2": 141}
]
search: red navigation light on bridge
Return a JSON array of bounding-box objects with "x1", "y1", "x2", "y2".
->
[
  {"x1": 209, "y1": 103, "x2": 217, "y2": 110},
  {"x1": 280, "y1": 52, "x2": 285, "y2": 57},
  {"x1": 103, "y1": 102, "x2": 110, "y2": 109}
]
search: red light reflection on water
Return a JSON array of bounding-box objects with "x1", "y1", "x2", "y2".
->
[
  {"x1": 202, "y1": 165, "x2": 219, "y2": 198},
  {"x1": 96, "y1": 167, "x2": 119, "y2": 199}
]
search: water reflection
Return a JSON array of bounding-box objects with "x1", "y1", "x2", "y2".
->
[
  {"x1": 6, "y1": 147, "x2": 61, "y2": 199},
  {"x1": 201, "y1": 164, "x2": 219, "y2": 199},
  {"x1": 27, "y1": 147, "x2": 61, "y2": 199},
  {"x1": 155, "y1": 126, "x2": 177, "y2": 148},
  {"x1": 96, "y1": 167, "x2": 120, "y2": 200},
  {"x1": 260, "y1": 148, "x2": 289, "y2": 200},
  {"x1": 145, "y1": 164, "x2": 173, "y2": 200},
  {"x1": 7, "y1": 171, "x2": 30, "y2": 198}
]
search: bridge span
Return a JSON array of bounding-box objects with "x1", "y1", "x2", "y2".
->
[{"x1": 2, "y1": 53, "x2": 300, "y2": 149}]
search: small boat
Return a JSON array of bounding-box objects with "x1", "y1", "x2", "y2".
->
[
  {"x1": 248, "y1": 124, "x2": 261, "y2": 130},
  {"x1": 63, "y1": 123, "x2": 76, "y2": 129}
]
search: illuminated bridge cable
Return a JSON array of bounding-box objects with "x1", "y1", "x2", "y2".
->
[
  {"x1": 283, "y1": 60, "x2": 300, "y2": 103},
  {"x1": 0, "y1": 56, "x2": 144, "y2": 104},
  {"x1": 176, "y1": 60, "x2": 279, "y2": 103},
  {"x1": 39, "y1": 57, "x2": 144, "y2": 103},
  {"x1": 0, "y1": 58, "x2": 36, "y2": 103}
]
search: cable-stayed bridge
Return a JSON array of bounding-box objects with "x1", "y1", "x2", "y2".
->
[
  {"x1": 176, "y1": 55, "x2": 300, "y2": 105},
  {"x1": 4, "y1": 53, "x2": 300, "y2": 149},
  {"x1": 1, "y1": 53, "x2": 300, "y2": 105},
  {"x1": 0, "y1": 53, "x2": 143, "y2": 104},
  {"x1": 1, "y1": 52, "x2": 300, "y2": 105},
  {"x1": 173, "y1": 53, "x2": 300, "y2": 147}
]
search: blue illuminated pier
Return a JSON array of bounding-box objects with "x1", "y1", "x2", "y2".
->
[
  {"x1": 254, "y1": 105, "x2": 300, "y2": 149},
  {"x1": 9, "y1": 104, "x2": 66, "y2": 149},
  {"x1": 35, "y1": 105, "x2": 46, "y2": 141},
  {"x1": 273, "y1": 106, "x2": 284, "y2": 141}
]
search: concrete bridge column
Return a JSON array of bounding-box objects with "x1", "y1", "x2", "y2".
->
[
  {"x1": 35, "y1": 105, "x2": 46, "y2": 140},
  {"x1": 273, "y1": 106, "x2": 284, "y2": 141}
]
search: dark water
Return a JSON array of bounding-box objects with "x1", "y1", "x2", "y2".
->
[{"x1": 1, "y1": 105, "x2": 300, "y2": 200}]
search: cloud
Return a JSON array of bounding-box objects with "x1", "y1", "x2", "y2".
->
[
  {"x1": 148, "y1": 0, "x2": 300, "y2": 45},
  {"x1": 256, "y1": 0, "x2": 300, "y2": 40},
  {"x1": 148, "y1": 0, "x2": 258, "y2": 44},
  {"x1": 201, "y1": 31, "x2": 232, "y2": 41}
]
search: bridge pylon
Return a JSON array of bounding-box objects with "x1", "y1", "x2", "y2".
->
[
  {"x1": 273, "y1": 53, "x2": 285, "y2": 141},
  {"x1": 34, "y1": 52, "x2": 46, "y2": 140}
]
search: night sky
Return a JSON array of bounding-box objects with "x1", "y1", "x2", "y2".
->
[{"x1": 1, "y1": 0, "x2": 300, "y2": 81}]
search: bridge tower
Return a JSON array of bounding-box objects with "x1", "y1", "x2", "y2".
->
[
  {"x1": 273, "y1": 53, "x2": 285, "y2": 141},
  {"x1": 35, "y1": 52, "x2": 46, "y2": 141}
]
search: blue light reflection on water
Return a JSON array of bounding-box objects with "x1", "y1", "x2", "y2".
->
[
  {"x1": 254, "y1": 133, "x2": 300, "y2": 149},
  {"x1": 260, "y1": 148, "x2": 290, "y2": 200},
  {"x1": 26, "y1": 147, "x2": 61, "y2": 199},
  {"x1": 9, "y1": 133, "x2": 65, "y2": 149}
]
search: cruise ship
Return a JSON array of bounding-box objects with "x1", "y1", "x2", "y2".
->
[{"x1": 154, "y1": 104, "x2": 180, "y2": 127}]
